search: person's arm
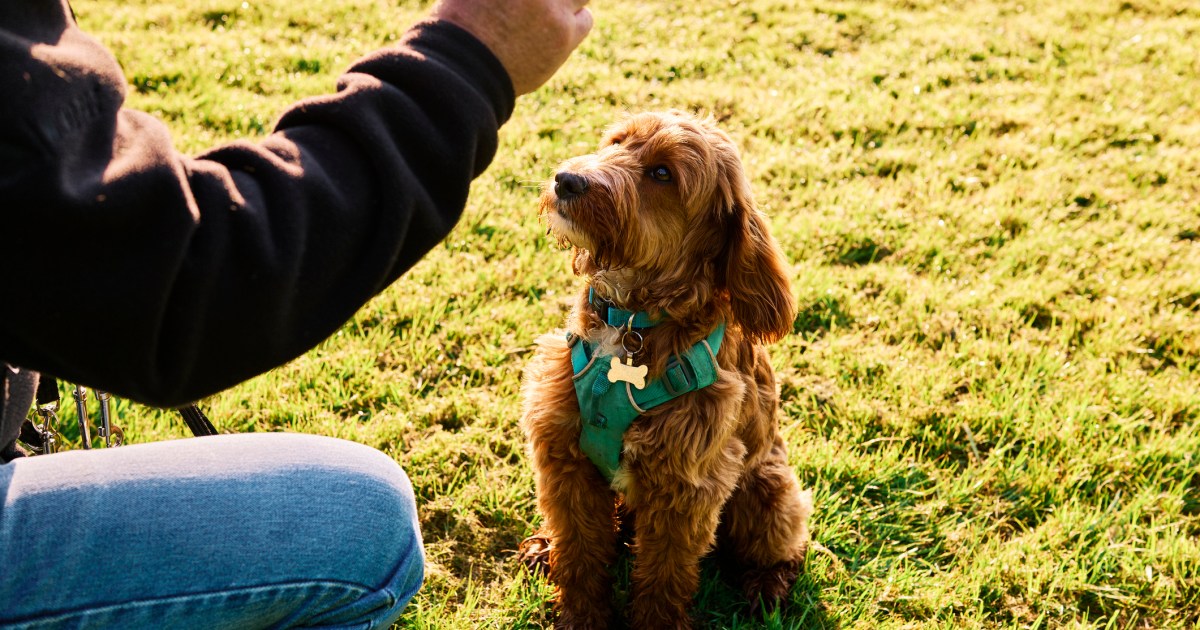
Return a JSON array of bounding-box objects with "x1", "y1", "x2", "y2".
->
[{"x1": 0, "y1": 1, "x2": 587, "y2": 407}]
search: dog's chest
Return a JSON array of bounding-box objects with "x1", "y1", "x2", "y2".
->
[{"x1": 567, "y1": 324, "x2": 726, "y2": 481}]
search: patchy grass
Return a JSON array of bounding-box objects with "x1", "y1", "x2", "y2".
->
[{"x1": 58, "y1": 0, "x2": 1200, "y2": 627}]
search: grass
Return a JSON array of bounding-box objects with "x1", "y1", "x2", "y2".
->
[{"x1": 57, "y1": 0, "x2": 1200, "y2": 627}]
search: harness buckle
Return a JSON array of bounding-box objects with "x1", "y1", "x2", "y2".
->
[
  {"x1": 590, "y1": 291, "x2": 615, "y2": 325},
  {"x1": 662, "y1": 356, "x2": 696, "y2": 396}
]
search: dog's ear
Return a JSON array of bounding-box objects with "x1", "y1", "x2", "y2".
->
[{"x1": 718, "y1": 167, "x2": 797, "y2": 345}]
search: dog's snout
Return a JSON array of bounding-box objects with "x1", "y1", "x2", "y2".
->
[{"x1": 554, "y1": 172, "x2": 589, "y2": 200}]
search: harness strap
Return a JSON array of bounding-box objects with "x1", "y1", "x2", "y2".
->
[{"x1": 627, "y1": 325, "x2": 724, "y2": 413}]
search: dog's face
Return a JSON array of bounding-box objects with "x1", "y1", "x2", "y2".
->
[
  {"x1": 540, "y1": 111, "x2": 736, "y2": 274},
  {"x1": 540, "y1": 111, "x2": 796, "y2": 343}
]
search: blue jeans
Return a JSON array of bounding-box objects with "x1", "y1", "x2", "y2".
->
[{"x1": 0, "y1": 433, "x2": 424, "y2": 629}]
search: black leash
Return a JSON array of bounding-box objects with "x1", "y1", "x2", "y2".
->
[
  {"x1": 178, "y1": 403, "x2": 218, "y2": 437},
  {"x1": 36, "y1": 373, "x2": 60, "y2": 406}
]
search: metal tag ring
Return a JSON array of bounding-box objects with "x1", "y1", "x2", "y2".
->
[{"x1": 621, "y1": 329, "x2": 644, "y2": 356}]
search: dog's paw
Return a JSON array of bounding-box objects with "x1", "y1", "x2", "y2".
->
[
  {"x1": 517, "y1": 532, "x2": 553, "y2": 576},
  {"x1": 740, "y1": 559, "x2": 800, "y2": 613}
]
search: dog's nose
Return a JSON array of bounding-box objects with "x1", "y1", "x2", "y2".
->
[{"x1": 554, "y1": 172, "x2": 589, "y2": 200}]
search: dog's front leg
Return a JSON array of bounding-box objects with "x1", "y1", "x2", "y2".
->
[
  {"x1": 623, "y1": 476, "x2": 728, "y2": 629},
  {"x1": 537, "y1": 457, "x2": 619, "y2": 629},
  {"x1": 623, "y1": 435, "x2": 744, "y2": 630},
  {"x1": 524, "y1": 433, "x2": 619, "y2": 629},
  {"x1": 521, "y1": 336, "x2": 620, "y2": 629}
]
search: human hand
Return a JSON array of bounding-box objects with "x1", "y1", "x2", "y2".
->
[{"x1": 433, "y1": 0, "x2": 593, "y2": 95}]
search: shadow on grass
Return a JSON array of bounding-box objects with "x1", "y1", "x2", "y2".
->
[
  {"x1": 694, "y1": 558, "x2": 836, "y2": 630},
  {"x1": 581, "y1": 550, "x2": 836, "y2": 630}
]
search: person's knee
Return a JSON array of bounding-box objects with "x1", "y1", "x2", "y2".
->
[
  {"x1": 313, "y1": 438, "x2": 426, "y2": 617},
  {"x1": 254, "y1": 434, "x2": 426, "y2": 594},
  {"x1": 0, "y1": 433, "x2": 425, "y2": 629}
]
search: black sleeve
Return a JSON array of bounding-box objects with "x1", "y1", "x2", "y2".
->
[{"x1": 0, "y1": 4, "x2": 515, "y2": 407}]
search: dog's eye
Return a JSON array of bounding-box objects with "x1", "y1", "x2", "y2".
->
[{"x1": 649, "y1": 166, "x2": 672, "y2": 182}]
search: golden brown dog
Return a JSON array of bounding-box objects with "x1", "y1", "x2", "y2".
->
[{"x1": 519, "y1": 110, "x2": 813, "y2": 629}]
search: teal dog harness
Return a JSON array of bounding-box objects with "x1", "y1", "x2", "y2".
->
[{"x1": 569, "y1": 292, "x2": 726, "y2": 480}]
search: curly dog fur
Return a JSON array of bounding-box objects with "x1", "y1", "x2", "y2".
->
[{"x1": 519, "y1": 111, "x2": 813, "y2": 629}]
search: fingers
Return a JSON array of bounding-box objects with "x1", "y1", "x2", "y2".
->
[
  {"x1": 571, "y1": 7, "x2": 594, "y2": 45},
  {"x1": 562, "y1": 0, "x2": 593, "y2": 48},
  {"x1": 430, "y1": 0, "x2": 593, "y2": 95}
]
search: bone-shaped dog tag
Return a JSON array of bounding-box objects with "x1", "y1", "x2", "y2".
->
[{"x1": 608, "y1": 356, "x2": 648, "y2": 390}]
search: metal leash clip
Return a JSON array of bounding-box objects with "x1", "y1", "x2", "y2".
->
[
  {"x1": 94, "y1": 390, "x2": 124, "y2": 448},
  {"x1": 70, "y1": 385, "x2": 124, "y2": 449},
  {"x1": 33, "y1": 398, "x2": 62, "y2": 455},
  {"x1": 72, "y1": 385, "x2": 93, "y2": 449},
  {"x1": 23, "y1": 377, "x2": 214, "y2": 455}
]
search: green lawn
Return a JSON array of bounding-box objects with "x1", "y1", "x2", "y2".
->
[{"x1": 66, "y1": 0, "x2": 1200, "y2": 627}]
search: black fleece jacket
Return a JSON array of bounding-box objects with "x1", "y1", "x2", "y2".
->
[{"x1": 0, "y1": 1, "x2": 516, "y2": 458}]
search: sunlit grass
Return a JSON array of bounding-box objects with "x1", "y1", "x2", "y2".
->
[{"x1": 60, "y1": 0, "x2": 1200, "y2": 627}]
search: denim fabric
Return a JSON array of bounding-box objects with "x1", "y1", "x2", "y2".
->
[{"x1": 0, "y1": 433, "x2": 424, "y2": 629}]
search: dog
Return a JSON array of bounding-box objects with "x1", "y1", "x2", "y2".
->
[{"x1": 518, "y1": 110, "x2": 813, "y2": 629}]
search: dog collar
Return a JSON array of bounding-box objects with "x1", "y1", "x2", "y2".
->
[
  {"x1": 588, "y1": 287, "x2": 663, "y2": 329},
  {"x1": 569, "y1": 323, "x2": 726, "y2": 481}
]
